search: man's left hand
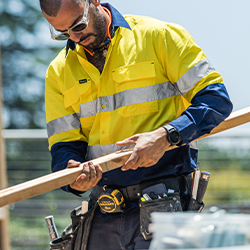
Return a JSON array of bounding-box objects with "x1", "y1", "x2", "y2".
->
[{"x1": 116, "y1": 127, "x2": 171, "y2": 171}]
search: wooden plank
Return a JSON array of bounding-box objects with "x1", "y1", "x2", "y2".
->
[
  {"x1": 194, "y1": 106, "x2": 250, "y2": 141},
  {"x1": 0, "y1": 148, "x2": 133, "y2": 207},
  {"x1": 0, "y1": 45, "x2": 10, "y2": 250},
  {"x1": 0, "y1": 107, "x2": 250, "y2": 208}
]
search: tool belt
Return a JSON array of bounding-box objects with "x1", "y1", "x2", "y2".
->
[
  {"x1": 47, "y1": 174, "x2": 206, "y2": 249},
  {"x1": 90, "y1": 174, "x2": 192, "y2": 207},
  {"x1": 90, "y1": 174, "x2": 190, "y2": 202},
  {"x1": 89, "y1": 174, "x2": 197, "y2": 241}
]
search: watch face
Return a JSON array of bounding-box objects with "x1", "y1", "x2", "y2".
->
[{"x1": 170, "y1": 130, "x2": 181, "y2": 144}]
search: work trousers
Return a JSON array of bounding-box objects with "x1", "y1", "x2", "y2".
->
[{"x1": 87, "y1": 207, "x2": 151, "y2": 250}]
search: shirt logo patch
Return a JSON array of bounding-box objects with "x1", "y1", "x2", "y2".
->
[{"x1": 79, "y1": 79, "x2": 88, "y2": 84}]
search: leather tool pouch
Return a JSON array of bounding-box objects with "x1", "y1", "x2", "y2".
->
[
  {"x1": 49, "y1": 202, "x2": 98, "y2": 250},
  {"x1": 139, "y1": 193, "x2": 182, "y2": 241}
]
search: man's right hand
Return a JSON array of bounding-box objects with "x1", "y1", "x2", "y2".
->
[{"x1": 67, "y1": 160, "x2": 102, "y2": 192}]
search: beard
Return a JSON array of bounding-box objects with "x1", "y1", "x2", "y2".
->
[{"x1": 78, "y1": 6, "x2": 107, "y2": 50}]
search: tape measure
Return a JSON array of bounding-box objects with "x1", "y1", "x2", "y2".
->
[{"x1": 98, "y1": 188, "x2": 126, "y2": 213}]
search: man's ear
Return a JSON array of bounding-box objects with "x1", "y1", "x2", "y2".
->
[{"x1": 89, "y1": 0, "x2": 100, "y2": 7}]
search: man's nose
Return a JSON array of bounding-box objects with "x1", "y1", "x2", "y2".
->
[{"x1": 70, "y1": 32, "x2": 83, "y2": 43}]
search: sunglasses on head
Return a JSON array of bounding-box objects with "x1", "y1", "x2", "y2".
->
[{"x1": 50, "y1": 0, "x2": 90, "y2": 41}]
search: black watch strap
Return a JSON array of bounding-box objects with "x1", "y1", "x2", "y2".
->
[{"x1": 164, "y1": 124, "x2": 182, "y2": 146}]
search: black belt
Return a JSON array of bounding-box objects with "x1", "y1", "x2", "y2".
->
[{"x1": 90, "y1": 174, "x2": 192, "y2": 202}]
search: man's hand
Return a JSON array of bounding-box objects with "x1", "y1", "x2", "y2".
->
[
  {"x1": 117, "y1": 127, "x2": 171, "y2": 171},
  {"x1": 67, "y1": 160, "x2": 102, "y2": 192}
]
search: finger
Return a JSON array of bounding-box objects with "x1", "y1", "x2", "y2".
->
[
  {"x1": 95, "y1": 164, "x2": 103, "y2": 179},
  {"x1": 133, "y1": 154, "x2": 159, "y2": 169},
  {"x1": 116, "y1": 139, "x2": 135, "y2": 146},
  {"x1": 94, "y1": 165, "x2": 103, "y2": 183},
  {"x1": 121, "y1": 151, "x2": 140, "y2": 171},
  {"x1": 68, "y1": 159, "x2": 81, "y2": 165},
  {"x1": 81, "y1": 164, "x2": 98, "y2": 190},
  {"x1": 88, "y1": 165, "x2": 103, "y2": 188},
  {"x1": 76, "y1": 173, "x2": 88, "y2": 184},
  {"x1": 71, "y1": 163, "x2": 103, "y2": 191},
  {"x1": 77, "y1": 163, "x2": 89, "y2": 185},
  {"x1": 67, "y1": 159, "x2": 81, "y2": 168},
  {"x1": 70, "y1": 173, "x2": 87, "y2": 191},
  {"x1": 131, "y1": 159, "x2": 145, "y2": 170},
  {"x1": 134, "y1": 151, "x2": 155, "y2": 168},
  {"x1": 88, "y1": 162, "x2": 97, "y2": 184},
  {"x1": 83, "y1": 162, "x2": 98, "y2": 188},
  {"x1": 130, "y1": 157, "x2": 149, "y2": 170},
  {"x1": 121, "y1": 146, "x2": 155, "y2": 170},
  {"x1": 116, "y1": 135, "x2": 139, "y2": 146}
]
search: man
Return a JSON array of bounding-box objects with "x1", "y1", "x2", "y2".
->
[{"x1": 40, "y1": 0, "x2": 233, "y2": 249}]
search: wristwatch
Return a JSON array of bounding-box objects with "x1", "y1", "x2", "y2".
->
[{"x1": 164, "y1": 124, "x2": 182, "y2": 146}]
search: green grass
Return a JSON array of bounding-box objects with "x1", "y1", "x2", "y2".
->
[{"x1": 10, "y1": 215, "x2": 72, "y2": 250}]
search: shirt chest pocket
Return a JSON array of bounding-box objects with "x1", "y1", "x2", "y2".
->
[
  {"x1": 112, "y1": 61, "x2": 159, "y2": 117},
  {"x1": 63, "y1": 80, "x2": 92, "y2": 112}
]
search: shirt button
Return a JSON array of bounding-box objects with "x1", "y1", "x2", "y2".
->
[
  {"x1": 104, "y1": 177, "x2": 108, "y2": 181},
  {"x1": 102, "y1": 130, "x2": 105, "y2": 134},
  {"x1": 102, "y1": 104, "x2": 106, "y2": 109}
]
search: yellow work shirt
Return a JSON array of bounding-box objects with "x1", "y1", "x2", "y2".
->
[{"x1": 45, "y1": 15, "x2": 223, "y2": 160}]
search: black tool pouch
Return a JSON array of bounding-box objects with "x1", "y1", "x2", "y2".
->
[
  {"x1": 49, "y1": 202, "x2": 98, "y2": 250},
  {"x1": 139, "y1": 193, "x2": 182, "y2": 241},
  {"x1": 188, "y1": 198, "x2": 205, "y2": 212}
]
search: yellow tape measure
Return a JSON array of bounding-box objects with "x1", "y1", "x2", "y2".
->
[{"x1": 98, "y1": 188, "x2": 126, "y2": 213}]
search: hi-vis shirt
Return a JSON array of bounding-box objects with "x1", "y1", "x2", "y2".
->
[{"x1": 45, "y1": 4, "x2": 232, "y2": 190}]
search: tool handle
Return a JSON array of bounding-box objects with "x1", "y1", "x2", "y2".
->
[
  {"x1": 196, "y1": 172, "x2": 210, "y2": 204},
  {"x1": 45, "y1": 215, "x2": 59, "y2": 240},
  {"x1": 196, "y1": 178, "x2": 208, "y2": 204}
]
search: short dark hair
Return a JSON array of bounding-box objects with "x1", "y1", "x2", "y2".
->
[
  {"x1": 39, "y1": 0, "x2": 84, "y2": 17},
  {"x1": 39, "y1": 0, "x2": 62, "y2": 17}
]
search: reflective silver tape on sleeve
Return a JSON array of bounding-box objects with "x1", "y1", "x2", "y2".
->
[
  {"x1": 80, "y1": 81, "x2": 178, "y2": 118},
  {"x1": 47, "y1": 113, "x2": 81, "y2": 138},
  {"x1": 175, "y1": 58, "x2": 215, "y2": 95}
]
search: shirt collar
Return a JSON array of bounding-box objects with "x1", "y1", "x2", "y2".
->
[
  {"x1": 102, "y1": 3, "x2": 131, "y2": 32},
  {"x1": 66, "y1": 3, "x2": 131, "y2": 52}
]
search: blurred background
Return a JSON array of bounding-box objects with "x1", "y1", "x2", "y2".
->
[{"x1": 0, "y1": 0, "x2": 250, "y2": 249}]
